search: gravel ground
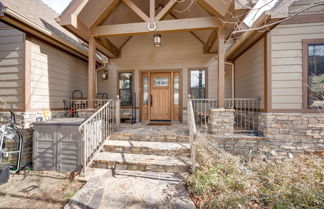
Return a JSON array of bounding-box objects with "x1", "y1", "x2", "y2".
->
[{"x1": 0, "y1": 170, "x2": 84, "y2": 209}]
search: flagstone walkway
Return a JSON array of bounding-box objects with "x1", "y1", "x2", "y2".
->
[{"x1": 65, "y1": 168, "x2": 196, "y2": 209}]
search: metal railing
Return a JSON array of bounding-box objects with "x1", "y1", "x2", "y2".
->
[
  {"x1": 63, "y1": 99, "x2": 110, "y2": 117},
  {"x1": 187, "y1": 95, "x2": 197, "y2": 172},
  {"x1": 191, "y1": 97, "x2": 261, "y2": 133},
  {"x1": 78, "y1": 97, "x2": 120, "y2": 174}
]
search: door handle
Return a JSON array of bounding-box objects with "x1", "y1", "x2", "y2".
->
[{"x1": 150, "y1": 95, "x2": 153, "y2": 106}]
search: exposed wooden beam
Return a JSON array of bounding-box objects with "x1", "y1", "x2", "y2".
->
[
  {"x1": 197, "y1": 0, "x2": 231, "y2": 17},
  {"x1": 204, "y1": 29, "x2": 218, "y2": 53},
  {"x1": 123, "y1": 0, "x2": 150, "y2": 22},
  {"x1": 150, "y1": 0, "x2": 155, "y2": 21},
  {"x1": 96, "y1": 38, "x2": 120, "y2": 57},
  {"x1": 217, "y1": 28, "x2": 225, "y2": 108},
  {"x1": 91, "y1": 0, "x2": 122, "y2": 28},
  {"x1": 156, "y1": 0, "x2": 178, "y2": 21},
  {"x1": 93, "y1": 17, "x2": 220, "y2": 37},
  {"x1": 88, "y1": 36, "x2": 96, "y2": 108},
  {"x1": 62, "y1": 18, "x2": 119, "y2": 58},
  {"x1": 163, "y1": 6, "x2": 206, "y2": 45}
]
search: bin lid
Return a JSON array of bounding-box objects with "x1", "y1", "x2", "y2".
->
[{"x1": 33, "y1": 118, "x2": 86, "y2": 126}]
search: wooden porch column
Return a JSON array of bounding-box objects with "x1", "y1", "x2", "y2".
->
[
  {"x1": 88, "y1": 36, "x2": 96, "y2": 108},
  {"x1": 217, "y1": 28, "x2": 225, "y2": 108}
]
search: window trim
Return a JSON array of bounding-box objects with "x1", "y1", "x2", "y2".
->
[
  {"x1": 302, "y1": 39, "x2": 324, "y2": 111},
  {"x1": 117, "y1": 70, "x2": 134, "y2": 108},
  {"x1": 188, "y1": 68, "x2": 208, "y2": 99}
]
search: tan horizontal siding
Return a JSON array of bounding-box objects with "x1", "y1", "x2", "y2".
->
[
  {"x1": 30, "y1": 38, "x2": 88, "y2": 109},
  {"x1": 289, "y1": 0, "x2": 324, "y2": 15},
  {"x1": 234, "y1": 38, "x2": 264, "y2": 109},
  {"x1": 0, "y1": 21, "x2": 25, "y2": 109},
  {"x1": 271, "y1": 21, "x2": 324, "y2": 110}
]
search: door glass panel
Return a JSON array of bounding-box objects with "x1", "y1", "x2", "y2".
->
[
  {"x1": 174, "y1": 75, "x2": 180, "y2": 105},
  {"x1": 153, "y1": 76, "x2": 169, "y2": 87},
  {"x1": 143, "y1": 76, "x2": 148, "y2": 105}
]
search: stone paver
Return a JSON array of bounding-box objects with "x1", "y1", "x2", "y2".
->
[
  {"x1": 65, "y1": 169, "x2": 196, "y2": 209},
  {"x1": 93, "y1": 152, "x2": 191, "y2": 172},
  {"x1": 103, "y1": 140, "x2": 191, "y2": 157},
  {"x1": 119, "y1": 123, "x2": 189, "y2": 136}
]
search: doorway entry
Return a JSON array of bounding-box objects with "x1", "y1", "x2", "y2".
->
[{"x1": 140, "y1": 71, "x2": 181, "y2": 122}]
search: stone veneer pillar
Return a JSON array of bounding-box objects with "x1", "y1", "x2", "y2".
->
[{"x1": 208, "y1": 108, "x2": 235, "y2": 136}]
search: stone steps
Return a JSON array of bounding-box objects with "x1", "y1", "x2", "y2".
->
[
  {"x1": 92, "y1": 152, "x2": 191, "y2": 173},
  {"x1": 102, "y1": 140, "x2": 191, "y2": 157},
  {"x1": 110, "y1": 133, "x2": 189, "y2": 143}
]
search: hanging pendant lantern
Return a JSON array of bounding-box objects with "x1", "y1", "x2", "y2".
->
[{"x1": 154, "y1": 34, "x2": 161, "y2": 47}]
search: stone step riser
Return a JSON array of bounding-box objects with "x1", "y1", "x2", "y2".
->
[
  {"x1": 92, "y1": 161, "x2": 189, "y2": 173},
  {"x1": 110, "y1": 135, "x2": 189, "y2": 143},
  {"x1": 102, "y1": 145, "x2": 190, "y2": 157}
]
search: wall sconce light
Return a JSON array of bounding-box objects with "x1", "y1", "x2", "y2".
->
[
  {"x1": 102, "y1": 70, "x2": 108, "y2": 80},
  {"x1": 154, "y1": 34, "x2": 161, "y2": 47}
]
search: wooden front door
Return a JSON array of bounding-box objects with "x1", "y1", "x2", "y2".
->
[{"x1": 150, "y1": 72, "x2": 171, "y2": 121}]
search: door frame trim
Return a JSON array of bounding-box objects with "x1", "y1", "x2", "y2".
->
[{"x1": 139, "y1": 69, "x2": 183, "y2": 122}]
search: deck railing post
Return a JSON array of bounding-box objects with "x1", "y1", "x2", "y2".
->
[{"x1": 116, "y1": 95, "x2": 120, "y2": 131}]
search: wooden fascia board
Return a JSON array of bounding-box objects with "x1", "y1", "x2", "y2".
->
[
  {"x1": 225, "y1": 12, "x2": 269, "y2": 59},
  {"x1": 227, "y1": 17, "x2": 283, "y2": 60},
  {"x1": 58, "y1": 0, "x2": 83, "y2": 25},
  {"x1": 0, "y1": 11, "x2": 89, "y2": 61},
  {"x1": 71, "y1": 0, "x2": 90, "y2": 27},
  {"x1": 90, "y1": 0, "x2": 122, "y2": 28},
  {"x1": 92, "y1": 17, "x2": 220, "y2": 37},
  {"x1": 122, "y1": 0, "x2": 150, "y2": 22},
  {"x1": 156, "y1": 0, "x2": 178, "y2": 21},
  {"x1": 150, "y1": 0, "x2": 155, "y2": 20},
  {"x1": 197, "y1": 0, "x2": 231, "y2": 17}
]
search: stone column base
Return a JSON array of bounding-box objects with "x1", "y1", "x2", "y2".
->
[{"x1": 208, "y1": 108, "x2": 235, "y2": 136}]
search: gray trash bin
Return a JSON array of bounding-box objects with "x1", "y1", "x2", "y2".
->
[{"x1": 33, "y1": 118, "x2": 85, "y2": 172}]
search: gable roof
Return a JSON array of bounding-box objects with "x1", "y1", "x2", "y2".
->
[{"x1": 0, "y1": 0, "x2": 90, "y2": 59}]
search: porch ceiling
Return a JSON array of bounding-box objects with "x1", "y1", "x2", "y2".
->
[{"x1": 59, "y1": 0, "x2": 255, "y2": 58}]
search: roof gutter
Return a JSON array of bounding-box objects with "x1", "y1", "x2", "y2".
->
[
  {"x1": 0, "y1": 5, "x2": 102, "y2": 63},
  {"x1": 0, "y1": 2, "x2": 4, "y2": 16}
]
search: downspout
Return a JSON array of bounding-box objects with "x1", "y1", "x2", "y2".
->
[
  {"x1": 225, "y1": 62, "x2": 235, "y2": 106},
  {"x1": 95, "y1": 61, "x2": 108, "y2": 95}
]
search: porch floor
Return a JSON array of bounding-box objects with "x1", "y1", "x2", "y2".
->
[{"x1": 118, "y1": 122, "x2": 189, "y2": 136}]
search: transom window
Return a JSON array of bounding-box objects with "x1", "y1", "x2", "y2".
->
[
  {"x1": 307, "y1": 43, "x2": 324, "y2": 109},
  {"x1": 118, "y1": 72, "x2": 133, "y2": 106},
  {"x1": 189, "y1": 69, "x2": 206, "y2": 99}
]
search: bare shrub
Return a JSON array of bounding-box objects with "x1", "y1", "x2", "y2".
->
[{"x1": 188, "y1": 134, "x2": 324, "y2": 209}]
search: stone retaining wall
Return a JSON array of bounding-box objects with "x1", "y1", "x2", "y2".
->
[
  {"x1": 1, "y1": 128, "x2": 33, "y2": 169},
  {"x1": 207, "y1": 135, "x2": 268, "y2": 156},
  {"x1": 208, "y1": 108, "x2": 235, "y2": 136},
  {"x1": 0, "y1": 111, "x2": 65, "y2": 129},
  {"x1": 258, "y1": 112, "x2": 324, "y2": 158}
]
